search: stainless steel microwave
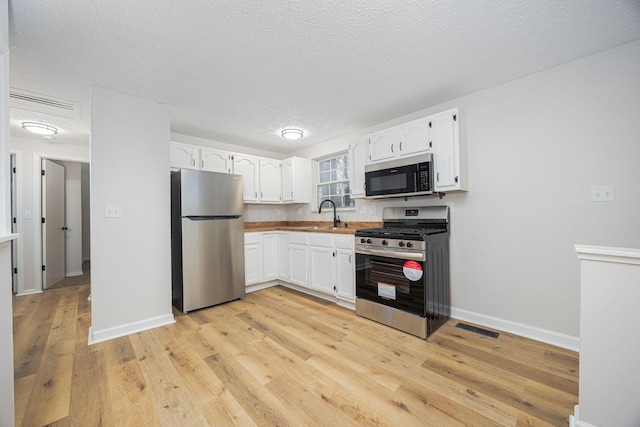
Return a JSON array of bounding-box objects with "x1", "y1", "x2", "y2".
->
[{"x1": 364, "y1": 153, "x2": 433, "y2": 198}]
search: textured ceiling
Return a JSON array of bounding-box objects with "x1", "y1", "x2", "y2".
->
[{"x1": 8, "y1": 0, "x2": 640, "y2": 153}]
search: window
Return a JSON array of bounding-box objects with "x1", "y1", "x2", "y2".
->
[{"x1": 316, "y1": 152, "x2": 355, "y2": 209}]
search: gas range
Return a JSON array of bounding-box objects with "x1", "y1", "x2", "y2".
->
[{"x1": 354, "y1": 205, "x2": 450, "y2": 339}]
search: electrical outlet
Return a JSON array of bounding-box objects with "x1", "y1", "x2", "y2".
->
[
  {"x1": 369, "y1": 204, "x2": 377, "y2": 215},
  {"x1": 360, "y1": 206, "x2": 368, "y2": 214},
  {"x1": 104, "y1": 204, "x2": 122, "y2": 218},
  {"x1": 297, "y1": 207, "x2": 302, "y2": 216},
  {"x1": 591, "y1": 185, "x2": 615, "y2": 202}
]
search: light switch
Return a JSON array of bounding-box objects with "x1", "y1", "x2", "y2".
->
[
  {"x1": 590, "y1": 185, "x2": 615, "y2": 202},
  {"x1": 104, "y1": 204, "x2": 122, "y2": 218}
]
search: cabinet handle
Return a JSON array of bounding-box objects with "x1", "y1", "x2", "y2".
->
[
  {"x1": 191, "y1": 159, "x2": 196, "y2": 167},
  {"x1": 349, "y1": 254, "x2": 352, "y2": 263},
  {"x1": 429, "y1": 141, "x2": 432, "y2": 148},
  {"x1": 291, "y1": 191, "x2": 294, "y2": 197},
  {"x1": 437, "y1": 172, "x2": 440, "y2": 182},
  {"x1": 391, "y1": 144, "x2": 394, "y2": 153},
  {"x1": 333, "y1": 251, "x2": 336, "y2": 257},
  {"x1": 399, "y1": 141, "x2": 403, "y2": 151},
  {"x1": 201, "y1": 160, "x2": 204, "y2": 168},
  {"x1": 261, "y1": 192, "x2": 263, "y2": 198},
  {"x1": 455, "y1": 176, "x2": 459, "y2": 183},
  {"x1": 255, "y1": 192, "x2": 258, "y2": 198}
]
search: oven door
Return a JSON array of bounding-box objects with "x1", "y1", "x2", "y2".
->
[{"x1": 355, "y1": 249, "x2": 426, "y2": 316}]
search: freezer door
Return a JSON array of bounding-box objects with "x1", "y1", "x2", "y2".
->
[
  {"x1": 179, "y1": 169, "x2": 243, "y2": 216},
  {"x1": 180, "y1": 216, "x2": 245, "y2": 312}
]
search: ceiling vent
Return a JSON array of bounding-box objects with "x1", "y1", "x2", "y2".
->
[{"x1": 9, "y1": 88, "x2": 80, "y2": 119}]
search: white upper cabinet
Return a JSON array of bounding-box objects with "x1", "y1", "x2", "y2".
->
[
  {"x1": 282, "y1": 157, "x2": 311, "y2": 203},
  {"x1": 368, "y1": 127, "x2": 398, "y2": 163},
  {"x1": 233, "y1": 154, "x2": 260, "y2": 202},
  {"x1": 431, "y1": 108, "x2": 467, "y2": 192},
  {"x1": 259, "y1": 158, "x2": 282, "y2": 202},
  {"x1": 170, "y1": 142, "x2": 233, "y2": 174},
  {"x1": 397, "y1": 117, "x2": 431, "y2": 157},
  {"x1": 348, "y1": 137, "x2": 368, "y2": 199},
  {"x1": 170, "y1": 142, "x2": 199, "y2": 169},
  {"x1": 200, "y1": 147, "x2": 232, "y2": 173}
]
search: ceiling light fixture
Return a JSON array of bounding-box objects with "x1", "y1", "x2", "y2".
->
[
  {"x1": 22, "y1": 121, "x2": 58, "y2": 136},
  {"x1": 281, "y1": 128, "x2": 303, "y2": 140}
]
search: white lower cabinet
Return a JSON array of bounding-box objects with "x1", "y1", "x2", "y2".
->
[
  {"x1": 244, "y1": 231, "x2": 355, "y2": 306},
  {"x1": 244, "y1": 233, "x2": 263, "y2": 286},
  {"x1": 288, "y1": 232, "x2": 309, "y2": 287},
  {"x1": 262, "y1": 233, "x2": 279, "y2": 282},
  {"x1": 277, "y1": 233, "x2": 289, "y2": 281},
  {"x1": 309, "y1": 234, "x2": 335, "y2": 295}
]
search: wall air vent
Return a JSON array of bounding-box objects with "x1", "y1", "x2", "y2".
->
[{"x1": 9, "y1": 88, "x2": 80, "y2": 119}]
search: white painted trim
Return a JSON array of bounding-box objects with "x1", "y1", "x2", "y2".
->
[
  {"x1": 88, "y1": 313, "x2": 175, "y2": 345},
  {"x1": 65, "y1": 271, "x2": 84, "y2": 277},
  {"x1": 450, "y1": 307, "x2": 579, "y2": 351},
  {"x1": 575, "y1": 244, "x2": 640, "y2": 265},
  {"x1": 32, "y1": 152, "x2": 90, "y2": 293},
  {"x1": 278, "y1": 281, "x2": 338, "y2": 304},
  {"x1": 569, "y1": 405, "x2": 597, "y2": 427},
  {"x1": 16, "y1": 289, "x2": 42, "y2": 297},
  {"x1": 0, "y1": 233, "x2": 17, "y2": 244},
  {"x1": 245, "y1": 280, "x2": 277, "y2": 293},
  {"x1": 10, "y1": 150, "x2": 24, "y2": 295}
]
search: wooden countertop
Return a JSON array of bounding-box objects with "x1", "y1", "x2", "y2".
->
[{"x1": 244, "y1": 221, "x2": 382, "y2": 235}]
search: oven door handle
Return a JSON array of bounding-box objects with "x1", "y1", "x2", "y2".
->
[{"x1": 355, "y1": 247, "x2": 426, "y2": 261}]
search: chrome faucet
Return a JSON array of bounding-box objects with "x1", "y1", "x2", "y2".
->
[{"x1": 318, "y1": 199, "x2": 340, "y2": 228}]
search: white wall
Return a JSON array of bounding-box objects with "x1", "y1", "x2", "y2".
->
[
  {"x1": 0, "y1": 0, "x2": 15, "y2": 425},
  {"x1": 8, "y1": 137, "x2": 89, "y2": 294},
  {"x1": 89, "y1": 87, "x2": 174, "y2": 343},
  {"x1": 81, "y1": 163, "x2": 90, "y2": 261},
  {"x1": 289, "y1": 40, "x2": 640, "y2": 346},
  {"x1": 61, "y1": 161, "x2": 83, "y2": 276}
]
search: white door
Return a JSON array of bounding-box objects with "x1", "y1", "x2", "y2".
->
[
  {"x1": 201, "y1": 147, "x2": 231, "y2": 173},
  {"x1": 42, "y1": 159, "x2": 66, "y2": 288},
  {"x1": 10, "y1": 153, "x2": 17, "y2": 293},
  {"x1": 309, "y1": 246, "x2": 335, "y2": 295},
  {"x1": 259, "y1": 158, "x2": 282, "y2": 202}
]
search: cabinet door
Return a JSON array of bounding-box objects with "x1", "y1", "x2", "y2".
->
[
  {"x1": 244, "y1": 237, "x2": 262, "y2": 286},
  {"x1": 262, "y1": 233, "x2": 279, "y2": 281},
  {"x1": 282, "y1": 158, "x2": 294, "y2": 202},
  {"x1": 170, "y1": 142, "x2": 199, "y2": 170},
  {"x1": 259, "y1": 158, "x2": 282, "y2": 202},
  {"x1": 431, "y1": 110, "x2": 460, "y2": 191},
  {"x1": 288, "y1": 244, "x2": 308, "y2": 287},
  {"x1": 398, "y1": 118, "x2": 431, "y2": 157},
  {"x1": 309, "y1": 246, "x2": 335, "y2": 295},
  {"x1": 335, "y1": 248, "x2": 355, "y2": 302},
  {"x1": 349, "y1": 137, "x2": 368, "y2": 198},
  {"x1": 368, "y1": 127, "x2": 398, "y2": 163},
  {"x1": 277, "y1": 233, "x2": 289, "y2": 281},
  {"x1": 201, "y1": 148, "x2": 232, "y2": 173},
  {"x1": 233, "y1": 154, "x2": 260, "y2": 202}
]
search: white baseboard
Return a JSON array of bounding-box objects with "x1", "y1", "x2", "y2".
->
[
  {"x1": 88, "y1": 313, "x2": 175, "y2": 345},
  {"x1": 245, "y1": 281, "x2": 278, "y2": 293},
  {"x1": 569, "y1": 405, "x2": 596, "y2": 427},
  {"x1": 278, "y1": 282, "x2": 338, "y2": 304},
  {"x1": 65, "y1": 271, "x2": 84, "y2": 277},
  {"x1": 16, "y1": 289, "x2": 43, "y2": 296},
  {"x1": 336, "y1": 300, "x2": 355, "y2": 311},
  {"x1": 450, "y1": 307, "x2": 579, "y2": 351}
]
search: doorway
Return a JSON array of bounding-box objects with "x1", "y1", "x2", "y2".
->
[{"x1": 39, "y1": 158, "x2": 90, "y2": 290}]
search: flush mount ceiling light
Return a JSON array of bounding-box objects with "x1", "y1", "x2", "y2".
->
[
  {"x1": 281, "y1": 128, "x2": 303, "y2": 140},
  {"x1": 22, "y1": 121, "x2": 58, "y2": 136}
]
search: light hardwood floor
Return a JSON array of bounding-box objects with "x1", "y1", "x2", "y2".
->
[{"x1": 13, "y1": 284, "x2": 578, "y2": 426}]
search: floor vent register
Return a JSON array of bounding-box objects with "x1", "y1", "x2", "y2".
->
[{"x1": 455, "y1": 322, "x2": 500, "y2": 339}]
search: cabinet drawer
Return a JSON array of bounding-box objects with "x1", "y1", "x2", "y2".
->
[
  {"x1": 308, "y1": 233, "x2": 333, "y2": 248},
  {"x1": 288, "y1": 232, "x2": 308, "y2": 245},
  {"x1": 244, "y1": 232, "x2": 261, "y2": 244},
  {"x1": 335, "y1": 236, "x2": 354, "y2": 250}
]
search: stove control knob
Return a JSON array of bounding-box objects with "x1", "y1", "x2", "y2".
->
[
  {"x1": 366, "y1": 239, "x2": 372, "y2": 244},
  {"x1": 360, "y1": 238, "x2": 366, "y2": 243},
  {"x1": 406, "y1": 242, "x2": 413, "y2": 248},
  {"x1": 382, "y1": 240, "x2": 388, "y2": 246},
  {"x1": 398, "y1": 241, "x2": 405, "y2": 247}
]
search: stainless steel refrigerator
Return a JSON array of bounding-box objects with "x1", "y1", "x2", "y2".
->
[{"x1": 171, "y1": 169, "x2": 245, "y2": 313}]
